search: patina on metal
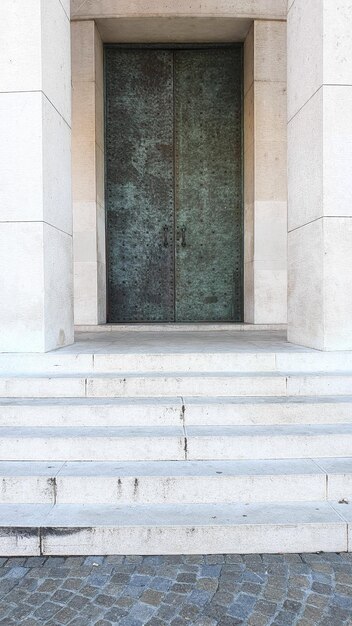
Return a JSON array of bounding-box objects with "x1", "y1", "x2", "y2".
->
[
  {"x1": 105, "y1": 46, "x2": 243, "y2": 323},
  {"x1": 105, "y1": 49, "x2": 174, "y2": 322},
  {"x1": 174, "y1": 48, "x2": 243, "y2": 322}
]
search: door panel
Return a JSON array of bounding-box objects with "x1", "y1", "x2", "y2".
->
[
  {"x1": 105, "y1": 47, "x2": 243, "y2": 323},
  {"x1": 105, "y1": 49, "x2": 175, "y2": 322},
  {"x1": 174, "y1": 48, "x2": 243, "y2": 322}
]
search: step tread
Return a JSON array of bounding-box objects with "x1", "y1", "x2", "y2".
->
[
  {"x1": 0, "y1": 501, "x2": 346, "y2": 527},
  {"x1": 1, "y1": 424, "x2": 352, "y2": 438},
  {"x1": 186, "y1": 423, "x2": 352, "y2": 437},
  {"x1": 1, "y1": 371, "x2": 352, "y2": 378},
  {"x1": 1, "y1": 395, "x2": 352, "y2": 406},
  {"x1": 0, "y1": 426, "x2": 184, "y2": 438},
  {"x1": 0, "y1": 458, "x2": 330, "y2": 477}
]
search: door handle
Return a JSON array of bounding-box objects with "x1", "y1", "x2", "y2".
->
[
  {"x1": 163, "y1": 225, "x2": 169, "y2": 247},
  {"x1": 181, "y1": 226, "x2": 186, "y2": 247}
]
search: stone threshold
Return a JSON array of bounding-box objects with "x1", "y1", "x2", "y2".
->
[{"x1": 75, "y1": 323, "x2": 288, "y2": 333}]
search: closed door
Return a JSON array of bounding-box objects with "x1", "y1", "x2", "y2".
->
[{"x1": 105, "y1": 46, "x2": 243, "y2": 323}]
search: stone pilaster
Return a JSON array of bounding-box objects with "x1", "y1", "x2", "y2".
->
[
  {"x1": 0, "y1": 0, "x2": 73, "y2": 352},
  {"x1": 71, "y1": 21, "x2": 106, "y2": 326},
  {"x1": 287, "y1": 0, "x2": 352, "y2": 349},
  {"x1": 244, "y1": 20, "x2": 287, "y2": 324}
]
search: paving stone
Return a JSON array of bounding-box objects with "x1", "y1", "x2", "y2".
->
[
  {"x1": 43, "y1": 557, "x2": 66, "y2": 567},
  {"x1": 171, "y1": 618, "x2": 186, "y2": 626},
  {"x1": 156, "y1": 602, "x2": 179, "y2": 620},
  {"x1": 177, "y1": 571, "x2": 198, "y2": 583},
  {"x1": 193, "y1": 617, "x2": 217, "y2": 626},
  {"x1": 248, "y1": 612, "x2": 269, "y2": 626},
  {"x1": 33, "y1": 601, "x2": 61, "y2": 620},
  {"x1": 4, "y1": 566, "x2": 29, "y2": 579},
  {"x1": 179, "y1": 602, "x2": 200, "y2": 620},
  {"x1": 104, "y1": 606, "x2": 128, "y2": 621},
  {"x1": 68, "y1": 594, "x2": 88, "y2": 610},
  {"x1": 55, "y1": 606, "x2": 77, "y2": 626},
  {"x1": 116, "y1": 595, "x2": 134, "y2": 609},
  {"x1": 149, "y1": 576, "x2": 172, "y2": 591},
  {"x1": 312, "y1": 581, "x2": 333, "y2": 595},
  {"x1": 197, "y1": 577, "x2": 219, "y2": 592},
  {"x1": 189, "y1": 588, "x2": 213, "y2": 606},
  {"x1": 140, "y1": 588, "x2": 164, "y2": 606},
  {"x1": 52, "y1": 589, "x2": 75, "y2": 604},
  {"x1": 27, "y1": 590, "x2": 51, "y2": 605},
  {"x1": 171, "y1": 581, "x2": 192, "y2": 593},
  {"x1": 218, "y1": 616, "x2": 243, "y2": 626},
  {"x1": 0, "y1": 553, "x2": 351, "y2": 625},
  {"x1": 145, "y1": 618, "x2": 165, "y2": 626}
]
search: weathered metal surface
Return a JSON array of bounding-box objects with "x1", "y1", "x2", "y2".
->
[
  {"x1": 174, "y1": 48, "x2": 243, "y2": 322},
  {"x1": 105, "y1": 47, "x2": 243, "y2": 323},
  {"x1": 105, "y1": 48, "x2": 174, "y2": 322}
]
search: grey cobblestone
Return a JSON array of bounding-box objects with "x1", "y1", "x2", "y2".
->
[{"x1": 0, "y1": 554, "x2": 352, "y2": 624}]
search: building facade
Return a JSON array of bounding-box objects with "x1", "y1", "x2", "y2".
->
[
  {"x1": 1, "y1": 0, "x2": 352, "y2": 556},
  {"x1": 1, "y1": 0, "x2": 351, "y2": 353}
]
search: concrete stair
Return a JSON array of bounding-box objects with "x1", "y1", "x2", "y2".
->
[
  {"x1": 1, "y1": 371, "x2": 352, "y2": 398},
  {"x1": 1, "y1": 344, "x2": 352, "y2": 555}
]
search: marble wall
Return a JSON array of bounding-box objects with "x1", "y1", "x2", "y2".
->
[
  {"x1": 244, "y1": 20, "x2": 287, "y2": 324},
  {"x1": 287, "y1": 0, "x2": 352, "y2": 349},
  {"x1": 71, "y1": 21, "x2": 106, "y2": 325},
  {"x1": 0, "y1": 0, "x2": 73, "y2": 352}
]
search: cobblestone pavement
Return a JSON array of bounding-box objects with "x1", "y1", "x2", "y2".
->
[{"x1": 0, "y1": 553, "x2": 352, "y2": 626}]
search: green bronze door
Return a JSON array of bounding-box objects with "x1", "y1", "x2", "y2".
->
[{"x1": 105, "y1": 46, "x2": 243, "y2": 323}]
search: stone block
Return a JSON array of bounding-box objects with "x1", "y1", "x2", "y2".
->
[
  {"x1": 288, "y1": 217, "x2": 352, "y2": 350},
  {"x1": 0, "y1": 92, "x2": 43, "y2": 223},
  {"x1": 287, "y1": 0, "x2": 323, "y2": 120},
  {"x1": 255, "y1": 139, "x2": 287, "y2": 202},
  {"x1": 0, "y1": 222, "x2": 45, "y2": 352},
  {"x1": 71, "y1": 21, "x2": 95, "y2": 83},
  {"x1": 0, "y1": 0, "x2": 42, "y2": 93},
  {"x1": 254, "y1": 201, "x2": 287, "y2": 264},
  {"x1": 243, "y1": 23, "x2": 254, "y2": 97},
  {"x1": 42, "y1": 97, "x2": 72, "y2": 235},
  {"x1": 0, "y1": 93, "x2": 71, "y2": 234},
  {"x1": 323, "y1": 0, "x2": 352, "y2": 85},
  {"x1": 74, "y1": 262, "x2": 99, "y2": 325},
  {"x1": 254, "y1": 21, "x2": 286, "y2": 84},
  {"x1": 255, "y1": 81, "x2": 287, "y2": 144},
  {"x1": 323, "y1": 86, "x2": 352, "y2": 218},
  {"x1": 253, "y1": 265, "x2": 287, "y2": 324},
  {"x1": 41, "y1": 0, "x2": 71, "y2": 124},
  {"x1": 288, "y1": 220, "x2": 324, "y2": 350},
  {"x1": 323, "y1": 217, "x2": 352, "y2": 350},
  {"x1": 288, "y1": 89, "x2": 323, "y2": 231}
]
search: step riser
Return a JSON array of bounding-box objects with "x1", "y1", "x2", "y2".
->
[
  {"x1": 0, "y1": 474, "x2": 326, "y2": 505},
  {"x1": 1, "y1": 523, "x2": 346, "y2": 557},
  {"x1": 1, "y1": 401, "x2": 351, "y2": 427},
  {"x1": 2, "y1": 353, "x2": 352, "y2": 374},
  {"x1": 0, "y1": 437, "x2": 186, "y2": 461},
  {"x1": 185, "y1": 402, "x2": 352, "y2": 426},
  {"x1": 187, "y1": 436, "x2": 352, "y2": 461},
  {"x1": 1, "y1": 375, "x2": 352, "y2": 398},
  {"x1": 0, "y1": 403, "x2": 183, "y2": 427},
  {"x1": 1, "y1": 435, "x2": 352, "y2": 461}
]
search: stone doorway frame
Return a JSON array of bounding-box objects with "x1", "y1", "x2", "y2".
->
[{"x1": 71, "y1": 10, "x2": 287, "y2": 328}]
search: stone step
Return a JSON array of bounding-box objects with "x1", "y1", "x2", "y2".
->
[
  {"x1": 1, "y1": 424, "x2": 352, "y2": 461},
  {"x1": 185, "y1": 424, "x2": 352, "y2": 460},
  {"x1": 0, "y1": 501, "x2": 348, "y2": 556},
  {"x1": 2, "y1": 347, "x2": 352, "y2": 373},
  {"x1": 0, "y1": 459, "x2": 334, "y2": 504},
  {"x1": 0, "y1": 426, "x2": 185, "y2": 461},
  {"x1": 0, "y1": 371, "x2": 352, "y2": 398},
  {"x1": 1, "y1": 396, "x2": 352, "y2": 427}
]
